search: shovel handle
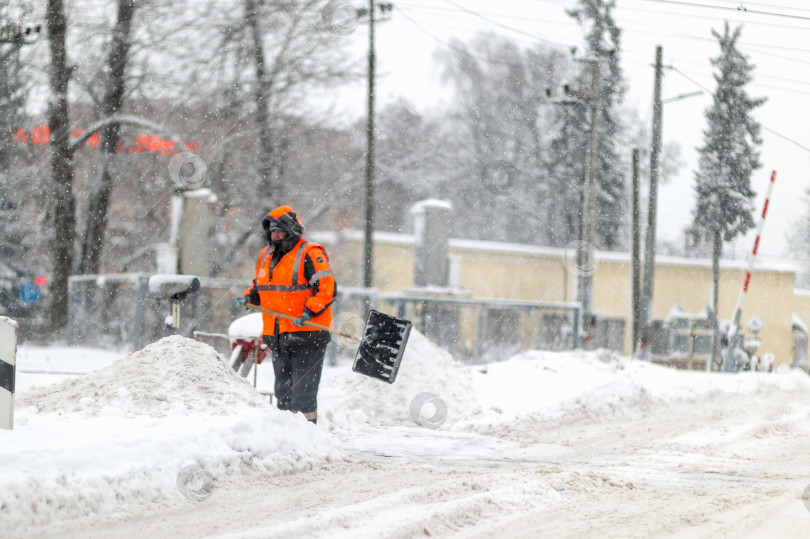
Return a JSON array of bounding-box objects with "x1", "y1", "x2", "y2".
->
[{"x1": 244, "y1": 303, "x2": 360, "y2": 342}]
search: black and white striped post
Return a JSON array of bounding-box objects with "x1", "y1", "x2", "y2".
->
[
  {"x1": 0, "y1": 316, "x2": 17, "y2": 430},
  {"x1": 0, "y1": 316, "x2": 18, "y2": 429}
]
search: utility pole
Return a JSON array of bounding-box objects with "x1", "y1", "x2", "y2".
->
[
  {"x1": 363, "y1": 0, "x2": 376, "y2": 306},
  {"x1": 631, "y1": 148, "x2": 641, "y2": 349},
  {"x1": 637, "y1": 45, "x2": 663, "y2": 358},
  {"x1": 547, "y1": 55, "x2": 602, "y2": 347},
  {"x1": 357, "y1": 2, "x2": 393, "y2": 316},
  {"x1": 580, "y1": 57, "x2": 600, "y2": 346}
]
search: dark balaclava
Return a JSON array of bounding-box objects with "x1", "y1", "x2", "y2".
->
[{"x1": 262, "y1": 206, "x2": 304, "y2": 252}]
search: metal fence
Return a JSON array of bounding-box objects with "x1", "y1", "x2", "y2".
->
[
  {"x1": 67, "y1": 274, "x2": 244, "y2": 351},
  {"x1": 333, "y1": 288, "x2": 581, "y2": 364},
  {"x1": 67, "y1": 276, "x2": 583, "y2": 363},
  {"x1": 793, "y1": 329, "x2": 808, "y2": 365}
]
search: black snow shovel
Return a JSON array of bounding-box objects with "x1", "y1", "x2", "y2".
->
[{"x1": 244, "y1": 304, "x2": 411, "y2": 384}]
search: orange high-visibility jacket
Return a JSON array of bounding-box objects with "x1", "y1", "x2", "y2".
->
[{"x1": 246, "y1": 238, "x2": 335, "y2": 336}]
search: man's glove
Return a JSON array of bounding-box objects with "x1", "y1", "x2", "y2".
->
[
  {"x1": 294, "y1": 312, "x2": 312, "y2": 327},
  {"x1": 247, "y1": 281, "x2": 260, "y2": 305},
  {"x1": 233, "y1": 296, "x2": 249, "y2": 309}
]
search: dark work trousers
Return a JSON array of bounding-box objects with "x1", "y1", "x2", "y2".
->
[{"x1": 270, "y1": 344, "x2": 327, "y2": 422}]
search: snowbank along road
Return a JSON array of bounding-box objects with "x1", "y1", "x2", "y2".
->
[{"x1": 5, "y1": 333, "x2": 810, "y2": 538}]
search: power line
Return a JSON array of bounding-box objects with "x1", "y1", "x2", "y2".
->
[
  {"x1": 668, "y1": 60, "x2": 810, "y2": 97},
  {"x1": 402, "y1": 0, "x2": 810, "y2": 73},
  {"x1": 441, "y1": 0, "x2": 573, "y2": 48},
  {"x1": 404, "y1": 0, "x2": 810, "y2": 80},
  {"x1": 761, "y1": 125, "x2": 810, "y2": 154},
  {"x1": 746, "y1": 80, "x2": 810, "y2": 97},
  {"x1": 616, "y1": 15, "x2": 810, "y2": 50},
  {"x1": 396, "y1": 7, "x2": 529, "y2": 68},
  {"x1": 400, "y1": 3, "x2": 810, "y2": 99},
  {"x1": 669, "y1": 65, "x2": 810, "y2": 154},
  {"x1": 533, "y1": 0, "x2": 810, "y2": 29},
  {"x1": 621, "y1": 47, "x2": 810, "y2": 93},
  {"x1": 743, "y1": 44, "x2": 810, "y2": 68},
  {"x1": 400, "y1": 3, "x2": 810, "y2": 137},
  {"x1": 638, "y1": 0, "x2": 810, "y2": 22},
  {"x1": 618, "y1": 2, "x2": 810, "y2": 32},
  {"x1": 395, "y1": 4, "x2": 574, "y2": 41},
  {"x1": 406, "y1": 0, "x2": 810, "y2": 61},
  {"x1": 724, "y1": 0, "x2": 810, "y2": 15},
  {"x1": 668, "y1": 65, "x2": 713, "y2": 92},
  {"x1": 397, "y1": 1, "x2": 579, "y2": 28},
  {"x1": 654, "y1": 52, "x2": 810, "y2": 89}
]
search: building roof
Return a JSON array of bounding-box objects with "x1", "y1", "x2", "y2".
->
[{"x1": 308, "y1": 229, "x2": 798, "y2": 275}]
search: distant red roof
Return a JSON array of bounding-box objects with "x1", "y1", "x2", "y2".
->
[{"x1": 14, "y1": 124, "x2": 198, "y2": 154}]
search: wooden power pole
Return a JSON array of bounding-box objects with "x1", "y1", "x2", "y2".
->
[
  {"x1": 363, "y1": 0, "x2": 376, "y2": 301},
  {"x1": 637, "y1": 45, "x2": 663, "y2": 358},
  {"x1": 359, "y1": 2, "x2": 393, "y2": 315},
  {"x1": 580, "y1": 57, "x2": 601, "y2": 346},
  {"x1": 631, "y1": 148, "x2": 641, "y2": 349}
]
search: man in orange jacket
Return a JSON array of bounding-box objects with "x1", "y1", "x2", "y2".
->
[{"x1": 235, "y1": 205, "x2": 336, "y2": 424}]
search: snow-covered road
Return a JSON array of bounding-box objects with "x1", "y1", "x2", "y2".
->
[
  {"x1": 6, "y1": 335, "x2": 810, "y2": 538},
  {"x1": 31, "y1": 386, "x2": 810, "y2": 539}
]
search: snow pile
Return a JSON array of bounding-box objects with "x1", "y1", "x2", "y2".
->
[
  {"x1": 316, "y1": 324, "x2": 810, "y2": 445},
  {"x1": 463, "y1": 347, "x2": 810, "y2": 441},
  {"x1": 324, "y1": 330, "x2": 481, "y2": 429},
  {"x1": 2, "y1": 337, "x2": 341, "y2": 534},
  {"x1": 18, "y1": 335, "x2": 268, "y2": 417},
  {"x1": 8, "y1": 333, "x2": 810, "y2": 535},
  {"x1": 324, "y1": 330, "x2": 810, "y2": 440},
  {"x1": 462, "y1": 349, "x2": 646, "y2": 434},
  {"x1": 626, "y1": 357, "x2": 810, "y2": 400}
]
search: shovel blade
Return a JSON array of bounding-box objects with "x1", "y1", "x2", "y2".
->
[{"x1": 352, "y1": 310, "x2": 412, "y2": 384}]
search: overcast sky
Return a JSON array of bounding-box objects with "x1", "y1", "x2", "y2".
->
[{"x1": 320, "y1": 0, "x2": 810, "y2": 269}]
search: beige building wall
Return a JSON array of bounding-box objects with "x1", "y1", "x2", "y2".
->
[
  {"x1": 590, "y1": 256, "x2": 795, "y2": 362},
  {"x1": 451, "y1": 244, "x2": 569, "y2": 303},
  {"x1": 299, "y1": 230, "x2": 799, "y2": 363}
]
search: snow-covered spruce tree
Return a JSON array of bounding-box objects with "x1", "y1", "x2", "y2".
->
[
  {"x1": 548, "y1": 0, "x2": 627, "y2": 250},
  {"x1": 690, "y1": 22, "x2": 765, "y2": 317},
  {"x1": 546, "y1": 94, "x2": 588, "y2": 248}
]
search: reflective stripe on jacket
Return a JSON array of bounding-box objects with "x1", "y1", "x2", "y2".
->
[{"x1": 249, "y1": 238, "x2": 335, "y2": 336}]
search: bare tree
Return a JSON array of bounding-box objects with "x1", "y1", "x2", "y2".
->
[
  {"x1": 46, "y1": 0, "x2": 76, "y2": 330},
  {"x1": 244, "y1": 0, "x2": 274, "y2": 196},
  {"x1": 435, "y1": 34, "x2": 567, "y2": 243},
  {"x1": 79, "y1": 0, "x2": 137, "y2": 275},
  {"x1": 236, "y1": 0, "x2": 357, "y2": 205}
]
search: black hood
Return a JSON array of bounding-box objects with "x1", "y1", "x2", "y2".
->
[{"x1": 262, "y1": 208, "x2": 304, "y2": 250}]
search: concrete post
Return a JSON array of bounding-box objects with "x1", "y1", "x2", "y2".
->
[
  {"x1": 409, "y1": 199, "x2": 452, "y2": 287},
  {"x1": 178, "y1": 189, "x2": 215, "y2": 277}
]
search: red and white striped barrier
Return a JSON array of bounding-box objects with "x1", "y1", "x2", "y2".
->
[{"x1": 724, "y1": 170, "x2": 776, "y2": 370}]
